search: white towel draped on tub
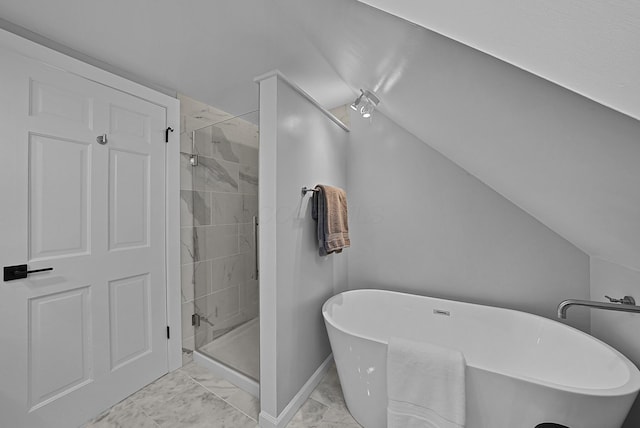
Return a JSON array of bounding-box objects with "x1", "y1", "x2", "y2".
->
[{"x1": 387, "y1": 337, "x2": 466, "y2": 428}]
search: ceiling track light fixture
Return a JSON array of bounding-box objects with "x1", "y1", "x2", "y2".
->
[{"x1": 350, "y1": 89, "x2": 380, "y2": 119}]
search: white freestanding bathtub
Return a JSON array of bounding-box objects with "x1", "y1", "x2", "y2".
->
[{"x1": 322, "y1": 289, "x2": 640, "y2": 428}]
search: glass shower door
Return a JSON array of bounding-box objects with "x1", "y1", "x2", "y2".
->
[{"x1": 189, "y1": 111, "x2": 260, "y2": 381}]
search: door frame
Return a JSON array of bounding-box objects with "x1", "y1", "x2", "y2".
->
[{"x1": 0, "y1": 26, "x2": 183, "y2": 372}]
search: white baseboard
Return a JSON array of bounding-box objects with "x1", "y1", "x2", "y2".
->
[
  {"x1": 193, "y1": 350, "x2": 260, "y2": 398},
  {"x1": 258, "y1": 412, "x2": 278, "y2": 428},
  {"x1": 259, "y1": 354, "x2": 333, "y2": 428}
]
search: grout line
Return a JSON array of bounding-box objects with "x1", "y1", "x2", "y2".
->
[
  {"x1": 126, "y1": 374, "x2": 198, "y2": 426},
  {"x1": 185, "y1": 376, "x2": 259, "y2": 423},
  {"x1": 180, "y1": 250, "x2": 255, "y2": 266},
  {"x1": 129, "y1": 400, "x2": 162, "y2": 428}
]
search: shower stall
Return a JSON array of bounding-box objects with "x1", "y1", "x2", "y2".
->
[{"x1": 180, "y1": 108, "x2": 259, "y2": 394}]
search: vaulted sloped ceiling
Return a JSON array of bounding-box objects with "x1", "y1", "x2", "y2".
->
[
  {"x1": 1, "y1": 0, "x2": 639, "y2": 271},
  {"x1": 275, "y1": 0, "x2": 640, "y2": 271},
  {"x1": 358, "y1": 0, "x2": 640, "y2": 122}
]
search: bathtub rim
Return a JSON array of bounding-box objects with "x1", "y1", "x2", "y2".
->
[{"x1": 322, "y1": 288, "x2": 640, "y2": 398}]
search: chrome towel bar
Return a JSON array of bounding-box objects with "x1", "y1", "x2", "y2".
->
[{"x1": 301, "y1": 186, "x2": 319, "y2": 195}]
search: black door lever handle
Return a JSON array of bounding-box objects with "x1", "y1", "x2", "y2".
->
[{"x1": 4, "y1": 264, "x2": 53, "y2": 282}]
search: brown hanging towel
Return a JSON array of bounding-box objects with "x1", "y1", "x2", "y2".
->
[{"x1": 311, "y1": 184, "x2": 350, "y2": 256}]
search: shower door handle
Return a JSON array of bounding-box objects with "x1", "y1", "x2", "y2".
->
[{"x1": 253, "y1": 216, "x2": 259, "y2": 279}]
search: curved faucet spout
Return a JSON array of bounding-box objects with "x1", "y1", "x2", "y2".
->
[{"x1": 558, "y1": 299, "x2": 640, "y2": 319}]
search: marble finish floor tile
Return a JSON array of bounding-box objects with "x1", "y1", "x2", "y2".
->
[
  {"x1": 149, "y1": 382, "x2": 255, "y2": 428},
  {"x1": 128, "y1": 370, "x2": 195, "y2": 414},
  {"x1": 225, "y1": 388, "x2": 260, "y2": 421},
  {"x1": 286, "y1": 395, "x2": 362, "y2": 428},
  {"x1": 181, "y1": 362, "x2": 259, "y2": 422},
  {"x1": 287, "y1": 398, "x2": 329, "y2": 427},
  {"x1": 310, "y1": 364, "x2": 346, "y2": 409},
  {"x1": 84, "y1": 399, "x2": 159, "y2": 428},
  {"x1": 287, "y1": 364, "x2": 362, "y2": 428},
  {"x1": 181, "y1": 361, "x2": 240, "y2": 400},
  {"x1": 86, "y1": 361, "x2": 361, "y2": 428},
  {"x1": 319, "y1": 406, "x2": 363, "y2": 428}
]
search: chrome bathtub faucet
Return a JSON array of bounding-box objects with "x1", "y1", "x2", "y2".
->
[
  {"x1": 604, "y1": 295, "x2": 635, "y2": 305},
  {"x1": 558, "y1": 295, "x2": 640, "y2": 319}
]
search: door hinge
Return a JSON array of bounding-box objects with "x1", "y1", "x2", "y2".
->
[
  {"x1": 165, "y1": 127, "x2": 174, "y2": 143},
  {"x1": 166, "y1": 326, "x2": 170, "y2": 339},
  {"x1": 191, "y1": 313, "x2": 201, "y2": 327}
]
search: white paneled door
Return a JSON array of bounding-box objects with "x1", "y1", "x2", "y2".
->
[{"x1": 0, "y1": 46, "x2": 168, "y2": 428}]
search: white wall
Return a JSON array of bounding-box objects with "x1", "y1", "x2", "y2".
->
[
  {"x1": 280, "y1": 0, "x2": 640, "y2": 277},
  {"x1": 590, "y1": 258, "x2": 640, "y2": 428},
  {"x1": 385, "y1": 40, "x2": 640, "y2": 275},
  {"x1": 357, "y1": 0, "x2": 640, "y2": 121},
  {"x1": 258, "y1": 72, "x2": 349, "y2": 420},
  {"x1": 347, "y1": 109, "x2": 591, "y2": 331}
]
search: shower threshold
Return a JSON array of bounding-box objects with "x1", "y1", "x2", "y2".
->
[{"x1": 194, "y1": 317, "x2": 260, "y2": 398}]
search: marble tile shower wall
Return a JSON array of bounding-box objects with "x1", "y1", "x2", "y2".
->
[{"x1": 180, "y1": 122, "x2": 259, "y2": 353}]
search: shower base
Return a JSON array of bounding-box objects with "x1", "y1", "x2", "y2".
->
[{"x1": 194, "y1": 317, "x2": 260, "y2": 397}]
